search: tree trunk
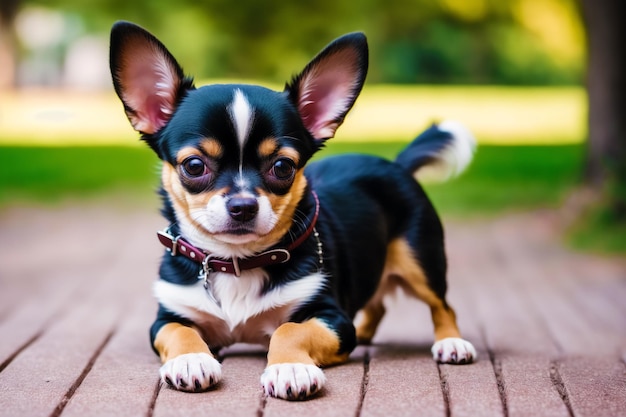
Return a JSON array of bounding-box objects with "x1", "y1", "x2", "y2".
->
[
  {"x1": 581, "y1": 0, "x2": 626, "y2": 218},
  {"x1": 0, "y1": 0, "x2": 20, "y2": 89}
]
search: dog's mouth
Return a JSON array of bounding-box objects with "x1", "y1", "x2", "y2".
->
[
  {"x1": 221, "y1": 224, "x2": 259, "y2": 237},
  {"x1": 214, "y1": 228, "x2": 261, "y2": 245},
  {"x1": 227, "y1": 228, "x2": 256, "y2": 236}
]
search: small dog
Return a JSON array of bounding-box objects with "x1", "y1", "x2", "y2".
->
[{"x1": 110, "y1": 21, "x2": 476, "y2": 400}]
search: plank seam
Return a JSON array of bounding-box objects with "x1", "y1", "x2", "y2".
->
[
  {"x1": 145, "y1": 378, "x2": 162, "y2": 417},
  {"x1": 48, "y1": 329, "x2": 115, "y2": 417},
  {"x1": 549, "y1": 360, "x2": 575, "y2": 417},
  {"x1": 0, "y1": 301, "x2": 69, "y2": 374},
  {"x1": 0, "y1": 330, "x2": 44, "y2": 373},
  {"x1": 256, "y1": 392, "x2": 267, "y2": 417},
  {"x1": 480, "y1": 324, "x2": 509, "y2": 417},
  {"x1": 489, "y1": 354, "x2": 509, "y2": 417},
  {"x1": 437, "y1": 364, "x2": 451, "y2": 417},
  {"x1": 354, "y1": 348, "x2": 370, "y2": 417}
]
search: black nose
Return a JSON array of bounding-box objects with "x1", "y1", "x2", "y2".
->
[{"x1": 227, "y1": 197, "x2": 259, "y2": 222}]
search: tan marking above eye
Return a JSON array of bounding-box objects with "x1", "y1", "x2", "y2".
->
[
  {"x1": 258, "y1": 139, "x2": 301, "y2": 166},
  {"x1": 259, "y1": 138, "x2": 278, "y2": 158},
  {"x1": 201, "y1": 138, "x2": 223, "y2": 159},
  {"x1": 175, "y1": 140, "x2": 222, "y2": 165},
  {"x1": 176, "y1": 146, "x2": 204, "y2": 165}
]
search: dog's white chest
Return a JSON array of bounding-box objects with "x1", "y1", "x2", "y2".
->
[{"x1": 153, "y1": 270, "x2": 325, "y2": 347}]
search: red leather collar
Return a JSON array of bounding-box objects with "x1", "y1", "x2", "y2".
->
[{"x1": 156, "y1": 191, "x2": 320, "y2": 277}]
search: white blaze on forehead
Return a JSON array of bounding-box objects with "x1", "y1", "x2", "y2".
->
[{"x1": 228, "y1": 89, "x2": 254, "y2": 149}]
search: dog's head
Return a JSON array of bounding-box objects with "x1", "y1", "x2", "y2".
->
[{"x1": 110, "y1": 21, "x2": 367, "y2": 257}]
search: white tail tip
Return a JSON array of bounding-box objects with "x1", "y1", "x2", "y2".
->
[{"x1": 415, "y1": 120, "x2": 477, "y2": 183}]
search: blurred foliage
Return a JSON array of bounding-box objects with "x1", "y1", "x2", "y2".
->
[{"x1": 17, "y1": 0, "x2": 584, "y2": 85}]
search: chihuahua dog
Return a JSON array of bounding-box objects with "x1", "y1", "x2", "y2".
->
[{"x1": 110, "y1": 21, "x2": 476, "y2": 400}]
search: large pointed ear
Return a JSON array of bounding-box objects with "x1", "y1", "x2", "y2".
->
[
  {"x1": 109, "y1": 21, "x2": 194, "y2": 136},
  {"x1": 285, "y1": 32, "x2": 368, "y2": 142}
]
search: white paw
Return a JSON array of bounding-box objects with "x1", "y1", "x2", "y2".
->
[
  {"x1": 432, "y1": 337, "x2": 477, "y2": 364},
  {"x1": 160, "y1": 352, "x2": 222, "y2": 392},
  {"x1": 261, "y1": 363, "x2": 326, "y2": 400}
]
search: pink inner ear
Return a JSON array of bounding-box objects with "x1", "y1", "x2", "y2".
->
[
  {"x1": 120, "y1": 44, "x2": 180, "y2": 134},
  {"x1": 298, "y1": 48, "x2": 361, "y2": 140}
]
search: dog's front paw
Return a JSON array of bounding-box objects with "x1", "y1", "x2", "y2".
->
[
  {"x1": 432, "y1": 337, "x2": 477, "y2": 364},
  {"x1": 160, "y1": 352, "x2": 222, "y2": 392},
  {"x1": 261, "y1": 363, "x2": 326, "y2": 400}
]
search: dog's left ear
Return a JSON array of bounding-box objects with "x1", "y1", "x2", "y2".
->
[
  {"x1": 109, "y1": 21, "x2": 194, "y2": 137},
  {"x1": 285, "y1": 33, "x2": 368, "y2": 143}
]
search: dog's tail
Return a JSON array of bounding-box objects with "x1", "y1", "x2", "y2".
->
[{"x1": 395, "y1": 120, "x2": 476, "y2": 183}]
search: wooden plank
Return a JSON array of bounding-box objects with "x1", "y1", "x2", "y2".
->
[
  {"x1": 482, "y1": 216, "x2": 624, "y2": 355},
  {"x1": 445, "y1": 222, "x2": 571, "y2": 417},
  {"x1": 355, "y1": 293, "x2": 446, "y2": 417},
  {"x1": 560, "y1": 255, "x2": 626, "y2": 340},
  {"x1": 153, "y1": 345, "x2": 267, "y2": 417},
  {"x1": 0, "y1": 206, "x2": 160, "y2": 417},
  {"x1": 477, "y1": 216, "x2": 626, "y2": 417},
  {"x1": 0, "y1": 278, "x2": 82, "y2": 369},
  {"x1": 60, "y1": 297, "x2": 160, "y2": 417},
  {"x1": 263, "y1": 346, "x2": 366, "y2": 417},
  {"x1": 361, "y1": 347, "x2": 445, "y2": 417},
  {"x1": 0, "y1": 298, "x2": 121, "y2": 417},
  {"x1": 0, "y1": 207, "x2": 103, "y2": 321},
  {"x1": 558, "y1": 357, "x2": 626, "y2": 417},
  {"x1": 500, "y1": 356, "x2": 572, "y2": 417},
  {"x1": 438, "y1": 362, "x2": 503, "y2": 417}
]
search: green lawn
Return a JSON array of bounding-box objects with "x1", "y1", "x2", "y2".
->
[
  {"x1": 4, "y1": 142, "x2": 624, "y2": 254},
  {"x1": 0, "y1": 142, "x2": 584, "y2": 217},
  {"x1": 0, "y1": 145, "x2": 158, "y2": 204},
  {"x1": 317, "y1": 141, "x2": 585, "y2": 217}
]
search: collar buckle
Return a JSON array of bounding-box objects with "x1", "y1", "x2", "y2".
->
[{"x1": 157, "y1": 227, "x2": 180, "y2": 256}]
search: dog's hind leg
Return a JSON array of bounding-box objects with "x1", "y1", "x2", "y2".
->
[
  {"x1": 384, "y1": 238, "x2": 476, "y2": 364},
  {"x1": 354, "y1": 273, "x2": 391, "y2": 344}
]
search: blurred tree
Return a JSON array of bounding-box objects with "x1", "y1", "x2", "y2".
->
[
  {"x1": 10, "y1": 0, "x2": 583, "y2": 86},
  {"x1": 0, "y1": 0, "x2": 20, "y2": 87},
  {"x1": 580, "y1": 0, "x2": 626, "y2": 219}
]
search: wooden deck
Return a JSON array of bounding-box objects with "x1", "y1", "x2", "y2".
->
[{"x1": 0, "y1": 203, "x2": 624, "y2": 417}]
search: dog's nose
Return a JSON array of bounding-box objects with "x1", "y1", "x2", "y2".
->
[{"x1": 227, "y1": 197, "x2": 259, "y2": 222}]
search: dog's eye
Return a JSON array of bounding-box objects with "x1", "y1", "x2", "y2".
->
[
  {"x1": 182, "y1": 157, "x2": 208, "y2": 178},
  {"x1": 271, "y1": 158, "x2": 296, "y2": 181}
]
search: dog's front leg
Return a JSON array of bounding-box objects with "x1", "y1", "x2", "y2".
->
[
  {"x1": 262, "y1": 318, "x2": 351, "y2": 400},
  {"x1": 153, "y1": 322, "x2": 222, "y2": 392}
]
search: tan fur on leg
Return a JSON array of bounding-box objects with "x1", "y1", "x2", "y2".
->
[
  {"x1": 154, "y1": 322, "x2": 222, "y2": 391},
  {"x1": 262, "y1": 318, "x2": 349, "y2": 400}
]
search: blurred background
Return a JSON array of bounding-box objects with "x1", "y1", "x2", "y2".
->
[{"x1": 0, "y1": 0, "x2": 623, "y2": 253}]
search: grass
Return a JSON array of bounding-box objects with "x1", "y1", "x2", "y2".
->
[
  {"x1": 317, "y1": 141, "x2": 585, "y2": 217},
  {"x1": 0, "y1": 142, "x2": 584, "y2": 217},
  {"x1": 3, "y1": 141, "x2": 623, "y2": 254},
  {"x1": 0, "y1": 145, "x2": 159, "y2": 204},
  {"x1": 569, "y1": 208, "x2": 626, "y2": 254}
]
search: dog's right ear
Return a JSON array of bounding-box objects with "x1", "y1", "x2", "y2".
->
[{"x1": 109, "y1": 21, "x2": 193, "y2": 139}]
